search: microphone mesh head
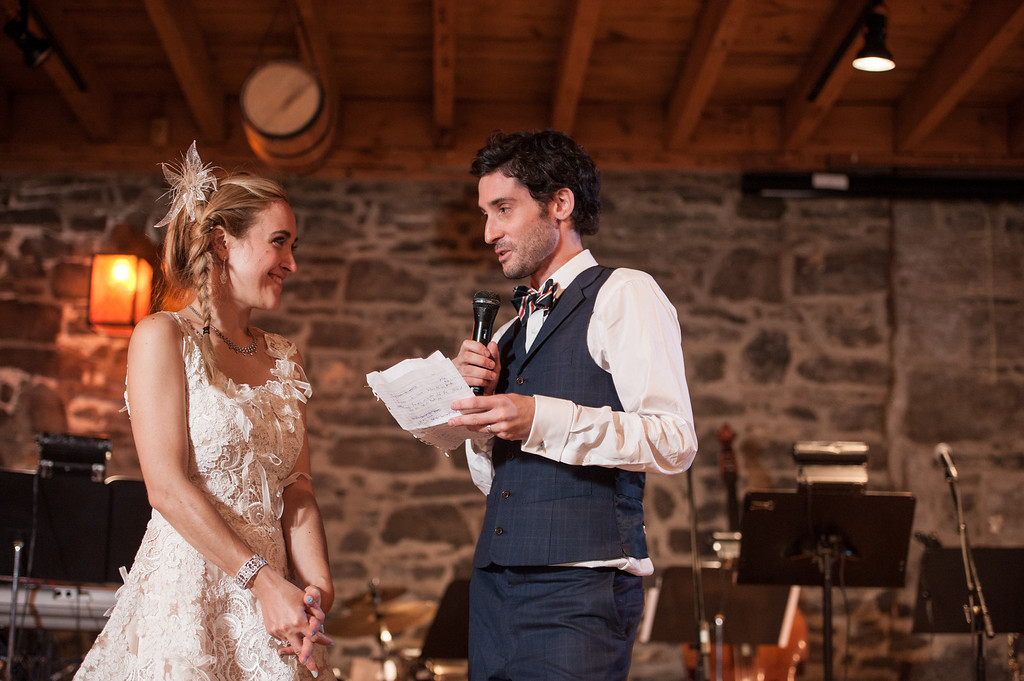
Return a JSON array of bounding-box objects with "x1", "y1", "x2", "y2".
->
[{"x1": 473, "y1": 290, "x2": 501, "y2": 307}]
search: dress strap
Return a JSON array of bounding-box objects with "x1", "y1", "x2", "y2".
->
[
  {"x1": 263, "y1": 331, "x2": 313, "y2": 400},
  {"x1": 163, "y1": 309, "x2": 197, "y2": 337}
]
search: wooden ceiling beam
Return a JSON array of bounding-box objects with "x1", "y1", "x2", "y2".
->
[
  {"x1": 897, "y1": 0, "x2": 1024, "y2": 151},
  {"x1": 3, "y1": 102, "x2": 1024, "y2": 176},
  {"x1": 551, "y1": 0, "x2": 602, "y2": 134},
  {"x1": 2, "y1": 0, "x2": 113, "y2": 140},
  {"x1": 782, "y1": 0, "x2": 871, "y2": 150},
  {"x1": 432, "y1": 0, "x2": 456, "y2": 147},
  {"x1": 142, "y1": 0, "x2": 225, "y2": 142},
  {"x1": 665, "y1": 0, "x2": 748, "y2": 151}
]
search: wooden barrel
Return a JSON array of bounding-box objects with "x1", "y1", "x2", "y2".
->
[{"x1": 240, "y1": 60, "x2": 335, "y2": 173}]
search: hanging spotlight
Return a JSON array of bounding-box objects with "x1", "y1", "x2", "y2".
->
[
  {"x1": 807, "y1": 0, "x2": 894, "y2": 102},
  {"x1": 852, "y1": 11, "x2": 894, "y2": 72},
  {"x1": 3, "y1": 0, "x2": 52, "y2": 68}
]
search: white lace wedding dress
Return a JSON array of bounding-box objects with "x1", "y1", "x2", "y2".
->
[{"x1": 75, "y1": 312, "x2": 325, "y2": 681}]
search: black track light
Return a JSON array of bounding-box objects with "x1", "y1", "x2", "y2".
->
[
  {"x1": 852, "y1": 11, "x2": 895, "y2": 72},
  {"x1": 3, "y1": 1, "x2": 53, "y2": 69}
]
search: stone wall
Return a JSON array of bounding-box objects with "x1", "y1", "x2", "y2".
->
[{"x1": 1, "y1": 169, "x2": 1022, "y2": 681}]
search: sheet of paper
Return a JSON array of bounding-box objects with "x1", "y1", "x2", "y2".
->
[{"x1": 366, "y1": 350, "x2": 486, "y2": 451}]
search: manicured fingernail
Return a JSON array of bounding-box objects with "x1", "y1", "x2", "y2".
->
[
  {"x1": 305, "y1": 596, "x2": 313, "y2": 604},
  {"x1": 311, "y1": 672, "x2": 318, "y2": 678}
]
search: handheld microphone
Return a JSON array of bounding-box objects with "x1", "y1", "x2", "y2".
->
[
  {"x1": 935, "y1": 443, "x2": 958, "y2": 481},
  {"x1": 471, "y1": 291, "x2": 501, "y2": 395}
]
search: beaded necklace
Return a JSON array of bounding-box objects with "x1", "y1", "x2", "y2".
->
[{"x1": 186, "y1": 305, "x2": 258, "y2": 356}]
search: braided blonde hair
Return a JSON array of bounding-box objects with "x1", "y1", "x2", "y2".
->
[{"x1": 159, "y1": 173, "x2": 289, "y2": 381}]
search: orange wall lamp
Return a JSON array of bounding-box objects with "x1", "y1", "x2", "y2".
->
[{"x1": 88, "y1": 254, "x2": 153, "y2": 336}]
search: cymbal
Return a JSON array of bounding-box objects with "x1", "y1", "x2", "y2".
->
[
  {"x1": 326, "y1": 600, "x2": 438, "y2": 638},
  {"x1": 342, "y1": 586, "x2": 407, "y2": 609}
]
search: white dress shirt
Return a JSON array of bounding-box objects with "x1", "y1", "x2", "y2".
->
[{"x1": 467, "y1": 250, "x2": 698, "y2": 575}]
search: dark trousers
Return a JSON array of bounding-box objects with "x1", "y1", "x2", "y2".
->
[{"x1": 468, "y1": 564, "x2": 644, "y2": 681}]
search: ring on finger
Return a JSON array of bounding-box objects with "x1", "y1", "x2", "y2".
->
[{"x1": 486, "y1": 424, "x2": 493, "y2": 434}]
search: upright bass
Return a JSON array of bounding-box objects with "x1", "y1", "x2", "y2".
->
[{"x1": 683, "y1": 424, "x2": 808, "y2": 681}]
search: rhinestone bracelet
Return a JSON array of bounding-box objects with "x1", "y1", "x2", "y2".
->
[{"x1": 235, "y1": 554, "x2": 268, "y2": 589}]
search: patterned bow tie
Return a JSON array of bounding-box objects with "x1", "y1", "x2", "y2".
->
[{"x1": 511, "y1": 278, "x2": 559, "y2": 322}]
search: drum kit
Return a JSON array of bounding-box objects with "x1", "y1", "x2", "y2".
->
[{"x1": 326, "y1": 580, "x2": 466, "y2": 681}]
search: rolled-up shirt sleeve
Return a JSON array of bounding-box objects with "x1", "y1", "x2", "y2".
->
[{"x1": 522, "y1": 270, "x2": 697, "y2": 474}]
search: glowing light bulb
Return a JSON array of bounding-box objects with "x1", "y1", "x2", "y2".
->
[{"x1": 112, "y1": 259, "x2": 134, "y2": 283}]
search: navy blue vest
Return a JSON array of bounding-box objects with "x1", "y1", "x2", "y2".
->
[{"x1": 473, "y1": 265, "x2": 648, "y2": 568}]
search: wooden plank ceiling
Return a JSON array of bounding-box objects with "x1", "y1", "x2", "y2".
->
[{"x1": 3, "y1": 0, "x2": 1024, "y2": 178}]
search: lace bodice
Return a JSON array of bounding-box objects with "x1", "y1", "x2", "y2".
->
[
  {"x1": 178, "y1": 313, "x2": 312, "y2": 546},
  {"x1": 75, "y1": 312, "x2": 320, "y2": 681}
]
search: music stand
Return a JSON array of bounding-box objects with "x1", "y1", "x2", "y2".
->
[
  {"x1": 646, "y1": 566, "x2": 795, "y2": 646},
  {"x1": 913, "y1": 547, "x2": 1024, "y2": 635},
  {"x1": 736, "y1": 489, "x2": 915, "y2": 681},
  {"x1": 104, "y1": 477, "x2": 151, "y2": 583},
  {"x1": 419, "y1": 578, "x2": 470, "y2": 662},
  {"x1": 3, "y1": 435, "x2": 110, "y2": 681},
  {"x1": 0, "y1": 470, "x2": 110, "y2": 584}
]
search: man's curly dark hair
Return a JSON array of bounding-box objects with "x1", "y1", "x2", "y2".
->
[{"x1": 470, "y1": 129, "x2": 601, "y2": 236}]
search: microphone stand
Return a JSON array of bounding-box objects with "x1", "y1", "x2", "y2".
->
[
  {"x1": 943, "y1": 459, "x2": 994, "y2": 680},
  {"x1": 368, "y1": 579, "x2": 397, "y2": 681},
  {"x1": 686, "y1": 467, "x2": 710, "y2": 681},
  {"x1": 5, "y1": 541, "x2": 24, "y2": 681}
]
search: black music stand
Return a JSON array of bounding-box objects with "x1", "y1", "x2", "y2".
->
[
  {"x1": 0, "y1": 472, "x2": 150, "y2": 584},
  {"x1": 736, "y1": 489, "x2": 915, "y2": 681},
  {"x1": 913, "y1": 547, "x2": 1024, "y2": 635},
  {"x1": 2, "y1": 469, "x2": 150, "y2": 681},
  {"x1": 646, "y1": 566, "x2": 795, "y2": 646},
  {"x1": 419, "y1": 578, "x2": 470, "y2": 661},
  {"x1": 104, "y1": 477, "x2": 151, "y2": 583},
  {"x1": 0, "y1": 470, "x2": 110, "y2": 584}
]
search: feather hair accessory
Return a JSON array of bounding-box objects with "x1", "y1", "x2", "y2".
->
[{"x1": 154, "y1": 141, "x2": 219, "y2": 228}]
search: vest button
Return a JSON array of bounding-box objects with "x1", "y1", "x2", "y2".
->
[
  {"x1": 515, "y1": 376, "x2": 525, "y2": 385},
  {"x1": 501, "y1": 490, "x2": 510, "y2": 498},
  {"x1": 507, "y1": 452, "x2": 515, "y2": 461},
  {"x1": 494, "y1": 527, "x2": 504, "y2": 535}
]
